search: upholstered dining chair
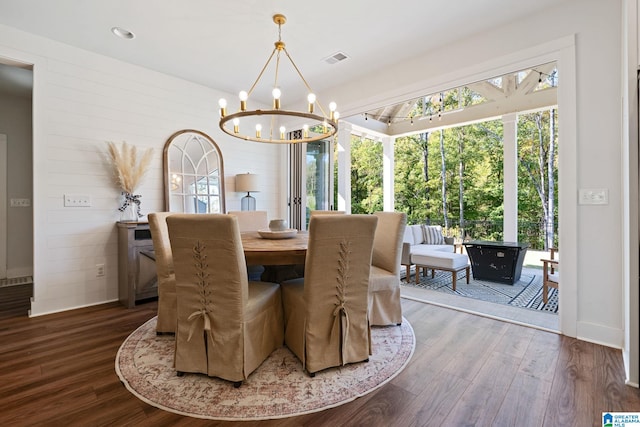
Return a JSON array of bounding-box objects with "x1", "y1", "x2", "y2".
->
[
  {"x1": 541, "y1": 247, "x2": 559, "y2": 304},
  {"x1": 280, "y1": 214, "x2": 378, "y2": 376},
  {"x1": 228, "y1": 210, "x2": 269, "y2": 231},
  {"x1": 309, "y1": 210, "x2": 346, "y2": 216},
  {"x1": 166, "y1": 213, "x2": 284, "y2": 386},
  {"x1": 148, "y1": 212, "x2": 176, "y2": 334},
  {"x1": 228, "y1": 210, "x2": 269, "y2": 280},
  {"x1": 369, "y1": 211, "x2": 407, "y2": 326}
]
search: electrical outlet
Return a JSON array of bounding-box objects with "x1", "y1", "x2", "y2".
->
[
  {"x1": 64, "y1": 194, "x2": 91, "y2": 207},
  {"x1": 96, "y1": 264, "x2": 105, "y2": 277}
]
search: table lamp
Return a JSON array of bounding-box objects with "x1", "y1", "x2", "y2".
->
[{"x1": 236, "y1": 173, "x2": 259, "y2": 211}]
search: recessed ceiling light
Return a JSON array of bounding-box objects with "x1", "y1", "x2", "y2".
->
[{"x1": 111, "y1": 27, "x2": 135, "y2": 40}]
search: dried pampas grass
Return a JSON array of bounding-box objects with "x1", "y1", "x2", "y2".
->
[{"x1": 106, "y1": 141, "x2": 153, "y2": 194}]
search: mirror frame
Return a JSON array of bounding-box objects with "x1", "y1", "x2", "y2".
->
[{"x1": 163, "y1": 129, "x2": 226, "y2": 213}]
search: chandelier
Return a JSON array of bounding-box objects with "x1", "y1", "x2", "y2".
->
[{"x1": 218, "y1": 14, "x2": 339, "y2": 144}]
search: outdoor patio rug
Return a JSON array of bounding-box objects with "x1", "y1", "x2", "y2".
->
[
  {"x1": 116, "y1": 316, "x2": 415, "y2": 421},
  {"x1": 402, "y1": 267, "x2": 558, "y2": 313}
]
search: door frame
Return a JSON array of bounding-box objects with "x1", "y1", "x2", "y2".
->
[{"x1": 0, "y1": 134, "x2": 6, "y2": 278}]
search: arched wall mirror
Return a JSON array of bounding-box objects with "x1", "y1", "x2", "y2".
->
[{"x1": 163, "y1": 129, "x2": 226, "y2": 213}]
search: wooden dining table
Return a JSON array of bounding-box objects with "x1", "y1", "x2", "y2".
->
[{"x1": 241, "y1": 231, "x2": 308, "y2": 281}]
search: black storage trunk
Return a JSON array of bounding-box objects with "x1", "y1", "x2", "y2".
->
[{"x1": 463, "y1": 240, "x2": 529, "y2": 285}]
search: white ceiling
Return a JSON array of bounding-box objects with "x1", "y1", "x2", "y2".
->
[{"x1": 0, "y1": 0, "x2": 568, "y2": 104}]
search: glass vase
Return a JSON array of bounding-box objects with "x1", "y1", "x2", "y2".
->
[{"x1": 119, "y1": 193, "x2": 141, "y2": 222}]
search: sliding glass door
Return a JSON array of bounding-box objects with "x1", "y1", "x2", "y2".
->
[{"x1": 289, "y1": 139, "x2": 335, "y2": 230}]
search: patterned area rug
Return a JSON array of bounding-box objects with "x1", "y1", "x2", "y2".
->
[
  {"x1": 115, "y1": 317, "x2": 415, "y2": 421},
  {"x1": 402, "y1": 267, "x2": 558, "y2": 313}
]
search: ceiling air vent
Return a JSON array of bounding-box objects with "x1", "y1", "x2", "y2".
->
[{"x1": 324, "y1": 52, "x2": 349, "y2": 65}]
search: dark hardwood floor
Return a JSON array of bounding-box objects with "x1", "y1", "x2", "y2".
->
[
  {"x1": 0, "y1": 282, "x2": 32, "y2": 319},
  {"x1": 1, "y1": 298, "x2": 638, "y2": 426}
]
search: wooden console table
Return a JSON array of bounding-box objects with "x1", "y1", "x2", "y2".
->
[{"x1": 117, "y1": 221, "x2": 158, "y2": 308}]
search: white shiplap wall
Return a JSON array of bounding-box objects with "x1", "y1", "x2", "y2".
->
[
  {"x1": 0, "y1": 0, "x2": 633, "y2": 363},
  {"x1": 0, "y1": 24, "x2": 283, "y2": 315}
]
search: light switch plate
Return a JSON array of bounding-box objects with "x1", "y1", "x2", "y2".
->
[
  {"x1": 64, "y1": 194, "x2": 91, "y2": 207},
  {"x1": 579, "y1": 188, "x2": 608, "y2": 205},
  {"x1": 10, "y1": 198, "x2": 30, "y2": 207}
]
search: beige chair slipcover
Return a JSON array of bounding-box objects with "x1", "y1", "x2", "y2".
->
[
  {"x1": 309, "y1": 210, "x2": 346, "y2": 216},
  {"x1": 167, "y1": 213, "x2": 284, "y2": 384},
  {"x1": 369, "y1": 211, "x2": 407, "y2": 326},
  {"x1": 148, "y1": 212, "x2": 177, "y2": 334},
  {"x1": 280, "y1": 214, "x2": 378, "y2": 375},
  {"x1": 228, "y1": 210, "x2": 269, "y2": 232}
]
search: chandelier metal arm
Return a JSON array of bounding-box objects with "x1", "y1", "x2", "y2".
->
[
  {"x1": 273, "y1": 50, "x2": 281, "y2": 90},
  {"x1": 282, "y1": 48, "x2": 328, "y2": 118},
  {"x1": 247, "y1": 47, "x2": 279, "y2": 98}
]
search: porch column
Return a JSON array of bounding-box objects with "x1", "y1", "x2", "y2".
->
[
  {"x1": 337, "y1": 121, "x2": 352, "y2": 213},
  {"x1": 503, "y1": 113, "x2": 518, "y2": 241},
  {"x1": 382, "y1": 135, "x2": 395, "y2": 211}
]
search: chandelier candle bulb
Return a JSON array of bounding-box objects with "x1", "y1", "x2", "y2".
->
[
  {"x1": 233, "y1": 118, "x2": 240, "y2": 133},
  {"x1": 218, "y1": 98, "x2": 227, "y2": 117},
  {"x1": 256, "y1": 124, "x2": 262, "y2": 139},
  {"x1": 279, "y1": 126, "x2": 286, "y2": 140},
  {"x1": 239, "y1": 91, "x2": 248, "y2": 111},
  {"x1": 272, "y1": 88, "x2": 281, "y2": 109},
  {"x1": 307, "y1": 93, "x2": 316, "y2": 113},
  {"x1": 329, "y1": 101, "x2": 337, "y2": 120},
  {"x1": 303, "y1": 124, "x2": 309, "y2": 138}
]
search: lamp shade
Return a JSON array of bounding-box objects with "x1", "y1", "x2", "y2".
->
[{"x1": 236, "y1": 173, "x2": 259, "y2": 193}]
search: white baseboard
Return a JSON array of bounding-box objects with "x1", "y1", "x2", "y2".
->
[
  {"x1": 7, "y1": 267, "x2": 33, "y2": 279},
  {"x1": 577, "y1": 320, "x2": 624, "y2": 349}
]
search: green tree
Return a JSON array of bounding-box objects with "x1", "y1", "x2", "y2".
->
[
  {"x1": 384, "y1": 111, "x2": 557, "y2": 248},
  {"x1": 394, "y1": 134, "x2": 428, "y2": 222},
  {"x1": 351, "y1": 135, "x2": 383, "y2": 213},
  {"x1": 517, "y1": 108, "x2": 558, "y2": 249}
]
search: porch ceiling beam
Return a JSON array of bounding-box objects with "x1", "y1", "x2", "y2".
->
[
  {"x1": 503, "y1": 75, "x2": 517, "y2": 97},
  {"x1": 466, "y1": 81, "x2": 505, "y2": 101},
  {"x1": 518, "y1": 62, "x2": 557, "y2": 95},
  {"x1": 393, "y1": 100, "x2": 417, "y2": 120},
  {"x1": 371, "y1": 105, "x2": 393, "y2": 122},
  {"x1": 346, "y1": 112, "x2": 391, "y2": 134},
  {"x1": 385, "y1": 87, "x2": 557, "y2": 137}
]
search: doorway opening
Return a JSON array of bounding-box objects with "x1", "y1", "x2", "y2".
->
[
  {"x1": 347, "y1": 62, "x2": 559, "y2": 330},
  {"x1": 0, "y1": 59, "x2": 34, "y2": 318}
]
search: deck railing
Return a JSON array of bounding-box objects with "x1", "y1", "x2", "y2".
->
[{"x1": 422, "y1": 219, "x2": 557, "y2": 251}]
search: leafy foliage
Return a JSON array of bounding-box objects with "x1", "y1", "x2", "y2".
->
[
  {"x1": 350, "y1": 135, "x2": 383, "y2": 214},
  {"x1": 349, "y1": 110, "x2": 558, "y2": 249}
]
